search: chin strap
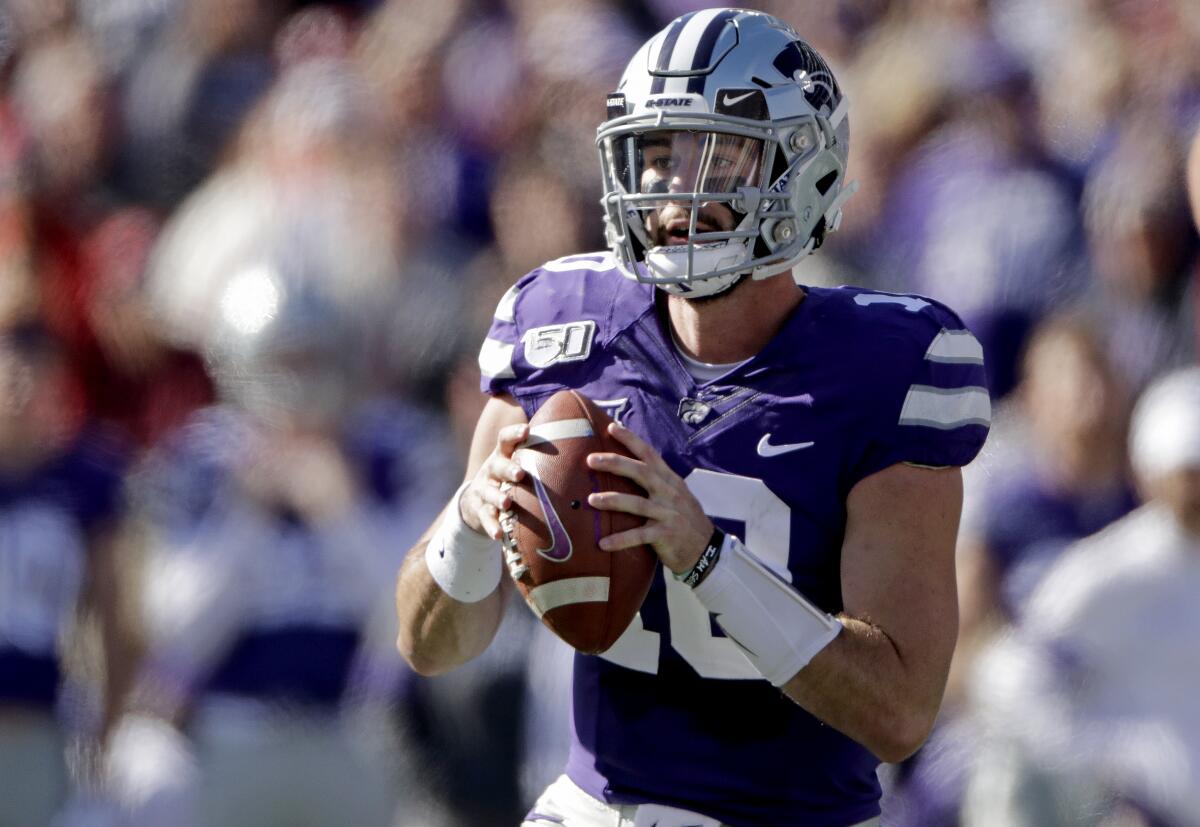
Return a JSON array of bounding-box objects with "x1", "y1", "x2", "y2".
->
[
  {"x1": 824, "y1": 180, "x2": 859, "y2": 233},
  {"x1": 827, "y1": 94, "x2": 850, "y2": 131}
]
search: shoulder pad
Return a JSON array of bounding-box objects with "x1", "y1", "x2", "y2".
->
[{"x1": 479, "y1": 253, "x2": 653, "y2": 395}]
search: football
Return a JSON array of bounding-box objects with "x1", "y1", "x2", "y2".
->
[{"x1": 501, "y1": 390, "x2": 656, "y2": 654}]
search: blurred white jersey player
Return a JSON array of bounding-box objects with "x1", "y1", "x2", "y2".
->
[
  {"x1": 106, "y1": 248, "x2": 454, "y2": 827},
  {"x1": 966, "y1": 367, "x2": 1200, "y2": 825}
]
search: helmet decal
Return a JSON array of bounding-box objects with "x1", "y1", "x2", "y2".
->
[
  {"x1": 772, "y1": 41, "x2": 841, "y2": 115},
  {"x1": 648, "y1": 8, "x2": 740, "y2": 95}
]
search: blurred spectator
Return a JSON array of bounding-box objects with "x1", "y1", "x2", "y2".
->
[
  {"x1": 118, "y1": 0, "x2": 281, "y2": 208},
  {"x1": 0, "y1": 107, "x2": 38, "y2": 330},
  {"x1": 965, "y1": 367, "x2": 1200, "y2": 826},
  {"x1": 1075, "y1": 116, "x2": 1197, "y2": 393},
  {"x1": 960, "y1": 317, "x2": 1137, "y2": 632},
  {"x1": 9, "y1": 31, "x2": 215, "y2": 448},
  {"x1": 72, "y1": 208, "x2": 214, "y2": 449},
  {"x1": 0, "y1": 319, "x2": 134, "y2": 827},
  {"x1": 844, "y1": 14, "x2": 1086, "y2": 398},
  {"x1": 107, "y1": 245, "x2": 454, "y2": 827},
  {"x1": 1189, "y1": 125, "x2": 1200, "y2": 231},
  {"x1": 144, "y1": 56, "x2": 399, "y2": 357}
]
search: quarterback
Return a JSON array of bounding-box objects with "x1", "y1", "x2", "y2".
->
[{"x1": 396, "y1": 9, "x2": 990, "y2": 826}]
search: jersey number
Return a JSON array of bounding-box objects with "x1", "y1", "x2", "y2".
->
[{"x1": 599, "y1": 470, "x2": 790, "y2": 680}]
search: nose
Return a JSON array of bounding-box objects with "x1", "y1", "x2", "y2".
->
[{"x1": 670, "y1": 151, "x2": 704, "y2": 193}]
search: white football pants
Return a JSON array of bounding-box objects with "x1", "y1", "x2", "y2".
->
[{"x1": 522, "y1": 774, "x2": 882, "y2": 827}]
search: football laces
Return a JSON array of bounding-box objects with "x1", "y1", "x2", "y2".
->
[{"x1": 498, "y1": 481, "x2": 528, "y2": 580}]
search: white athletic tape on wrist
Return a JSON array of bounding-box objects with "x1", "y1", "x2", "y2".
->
[
  {"x1": 691, "y1": 533, "x2": 842, "y2": 686},
  {"x1": 425, "y1": 483, "x2": 501, "y2": 603}
]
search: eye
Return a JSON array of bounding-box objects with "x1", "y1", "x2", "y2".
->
[{"x1": 651, "y1": 155, "x2": 678, "y2": 173}]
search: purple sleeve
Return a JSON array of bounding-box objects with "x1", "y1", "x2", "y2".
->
[
  {"x1": 479, "y1": 281, "x2": 524, "y2": 397},
  {"x1": 478, "y1": 254, "x2": 627, "y2": 402},
  {"x1": 851, "y1": 303, "x2": 992, "y2": 483}
]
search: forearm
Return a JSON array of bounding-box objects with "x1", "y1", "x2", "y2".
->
[
  {"x1": 395, "y1": 396, "x2": 529, "y2": 675},
  {"x1": 778, "y1": 462, "x2": 961, "y2": 762},
  {"x1": 394, "y1": 537, "x2": 507, "y2": 676},
  {"x1": 686, "y1": 528, "x2": 951, "y2": 763},
  {"x1": 781, "y1": 614, "x2": 947, "y2": 763}
]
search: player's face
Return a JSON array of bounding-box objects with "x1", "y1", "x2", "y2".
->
[{"x1": 632, "y1": 131, "x2": 763, "y2": 247}]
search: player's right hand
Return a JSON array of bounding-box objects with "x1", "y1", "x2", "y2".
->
[{"x1": 459, "y1": 423, "x2": 528, "y2": 540}]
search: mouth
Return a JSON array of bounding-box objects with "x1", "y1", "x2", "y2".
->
[{"x1": 663, "y1": 218, "x2": 718, "y2": 246}]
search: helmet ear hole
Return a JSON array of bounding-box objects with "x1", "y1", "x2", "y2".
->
[
  {"x1": 810, "y1": 215, "x2": 828, "y2": 251},
  {"x1": 815, "y1": 170, "x2": 838, "y2": 196}
]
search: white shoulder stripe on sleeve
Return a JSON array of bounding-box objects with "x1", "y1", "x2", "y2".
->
[
  {"x1": 925, "y1": 329, "x2": 984, "y2": 364},
  {"x1": 899, "y1": 385, "x2": 991, "y2": 429},
  {"x1": 493, "y1": 285, "x2": 520, "y2": 323},
  {"x1": 478, "y1": 338, "x2": 515, "y2": 379}
]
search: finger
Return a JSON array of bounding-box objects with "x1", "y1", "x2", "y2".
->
[
  {"x1": 586, "y1": 452, "x2": 657, "y2": 492},
  {"x1": 587, "y1": 491, "x2": 670, "y2": 521},
  {"x1": 607, "y1": 422, "x2": 662, "y2": 466},
  {"x1": 599, "y1": 524, "x2": 661, "y2": 551},
  {"x1": 476, "y1": 480, "x2": 514, "y2": 512},
  {"x1": 485, "y1": 453, "x2": 525, "y2": 484},
  {"x1": 496, "y1": 423, "x2": 530, "y2": 456},
  {"x1": 479, "y1": 504, "x2": 504, "y2": 541}
]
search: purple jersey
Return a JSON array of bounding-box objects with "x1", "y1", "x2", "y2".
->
[{"x1": 480, "y1": 253, "x2": 990, "y2": 826}]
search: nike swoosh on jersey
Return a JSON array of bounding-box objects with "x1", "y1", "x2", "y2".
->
[
  {"x1": 721, "y1": 91, "x2": 755, "y2": 106},
  {"x1": 756, "y1": 433, "x2": 815, "y2": 457},
  {"x1": 532, "y1": 472, "x2": 574, "y2": 562}
]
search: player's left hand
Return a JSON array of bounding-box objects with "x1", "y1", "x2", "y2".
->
[{"x1": 586, "y1": 422, "x2": 714, "y2": 575}]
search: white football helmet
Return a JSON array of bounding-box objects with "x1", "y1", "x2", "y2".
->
[{"x1": 597, "y1": 9, "x2": 853, "y2": 298}]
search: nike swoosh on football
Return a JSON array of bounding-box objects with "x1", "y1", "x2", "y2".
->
[
  {"x1": 531, "y1": 472, "x2": 574, "y2": 562},
  {"x1": 721, "y1": 91, "x2": 755, "y2": 106},
  {"x1": 756, "y1": 433, "x2": 815, "y2": 457}
]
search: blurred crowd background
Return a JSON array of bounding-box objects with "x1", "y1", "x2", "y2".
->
[{"x1": 1, "y1": 0, "x2": 1198, "y2": 825}]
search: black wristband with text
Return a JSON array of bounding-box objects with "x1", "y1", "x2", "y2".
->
[{"x1": 677, "y1": 527, "x2": 725, "y2": 589}]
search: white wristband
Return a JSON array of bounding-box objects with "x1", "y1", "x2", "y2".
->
[
  {"x1": 692, "y1": 533, "x2": 842, "y2": 686},
  {"x1": 424, "y1": 483, "x2": 501, "y2": 603}
]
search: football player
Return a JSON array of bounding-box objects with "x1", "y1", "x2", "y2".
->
[
  {"x1": 107, "y1": 253, "x2": 453, "y2": 827},
  {"x1": 395, "y1": 10, "x2": 990, "y2": 826}
]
